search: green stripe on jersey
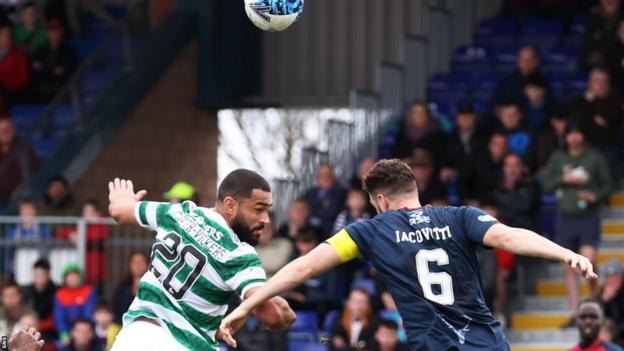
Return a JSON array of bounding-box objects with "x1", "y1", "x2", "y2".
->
[
  {"x1": 138, "y1": 202, "x2": 149, "y2": 226},
  {"x1": 191, "y1": 276, "x2": 234, "y2": 306},
  {"x1": 235, "y1": 278, "x2": 265, "y2": 296},
  {"x1": 191, "y1": 209, "x2": 238, "y2": 251},
  {"x1": 219, "y1": 254, "x2": 263, "y2": 281}
]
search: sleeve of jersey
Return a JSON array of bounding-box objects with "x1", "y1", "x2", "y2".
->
[
  {"x1": 222, "y1": 254, "x2": 267, "y2": 298},
  {"x1": 461, "y1": 206, "x2": 499, "y2": 244},
  {"x1": 134, "y1": 201, "x2": 173, "y2": 231},
  {"x1": 325, "y1": 229, "x2": 361, "y2": 263}
]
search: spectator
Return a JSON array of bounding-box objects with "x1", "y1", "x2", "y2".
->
[
  {"x1": 0, "y1": 119, "x2": 39, "y2": 208},
  {"x1": 92, "y1": 302, "x2": 119, "y2": 351},
  {"x1": 493, "y1": 153, "x2": 541, "y2": 231},
  {"x1": 580, "y1": 0, "x2": 624, "y2": 68},
  {"x1": 256, "y1": 213, "x2": 293, "y2": 276},
  {"x1": 54, "y1": 263, "x2": 96, "y2": 346},
  {"x1": 603, "y1": 318, "x2": 621, "y2": 346},
  {"x1": 333, "y1": 188, "x2": 371, "y2": 233},
  {"x1": 536, "y1": 110, "x2": 568, "y2": 171},
  {"x1": 495, "y1": 101, "x2": 537, "y2": 170},
  {"x1": 329, "y1": 288, "x2": 379, "y2": 351},
  {"x1": 62, "y1": 319, "x2": 100, "y2": 351},
  {"x1": 371, "y1": 320, "x2": 411, "y2": 351},
  {"x1": 303, "y1": 164, "x2": 347, "y2": 237},
  {"x1": 227, "y1": 315, "x2": 287, "y2": 351},
  {"x1": 391, "y1": 101, "x2": 445, "y2": 161},
  {"x1": 492, "y1": 45, "x2": 549, "y2": 105},
  {"x1": 0, "y1": 23, "x2": 28, "y2": 101},
  {"x1": 40, "y1": 176, "x2": 80, "y2": 216},
  {"x1": 521, "y1": 73, "x2": 557, "y2": 130},
  {"x1": 29, "y1": 19, "x2": 77, "y2": 103},
  {"x1": 13, "y1": 3, "x2": 46, "y2": 55},
  {"x1": 277, "y1": 198, "x2": 310, "y2": 240},
  {"x1": 543, "y1": 125, "x2": 613, "y2": 324},
  {"x1": 5, "y1": 198, "x2": 51, "y2": 275},
  {"x1": 606, "y1": 19, "x2": 624, "y2": 93},
  {"x1": 569, "y1": 68, "x2": 622, "y2": 178},
  {"x1": 162, "y1": 181, "x2": 198, "y2": 204},
  {"x1": 0, "y1": 282, "x2": 34, "y2": 337},
  {"x1": 350, "y1": 157, "x2": 376, "y2": 190},
  {"x1": 112, "y1": 251, "x2": 148, "y2": 324},
  {"x1": 22, "y1": 259, "x2": 57, "y2": 340},
  {"x1": 461, "y1": 133, "x2": 508, "y2": 204},
  {"x1": 570, "y1": 300, "x2": 623, "y2": 351},
  {"x1": 600, "y1": 259, "x2": 624, "y2": 343},
  {"x1": 407, "y1": 149, "x2": 447, "y2": 205}
]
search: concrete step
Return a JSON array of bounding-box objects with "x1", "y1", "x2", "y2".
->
[
  {"x1": 602, "y1": 208, "x2": 624, "y2": 219},
  {"x1": 517, "y1": 296, "x2": 570, "y2": 312},
  {"x1": 537, "y1": 280, "x2": 592, "y2": 298},
  {"x1": 609, "y1": 192, "x2": 624, "y2": 207},
  {"x1": 512, "y1": 311, "x2": 570, "y2": 329},
  {"x1": 601, "y1": 235, "x2": 624, "y2": 249},
  {"x1": 507, "y1": 329, "x2": 577, "y2": 344},
  {"x1": 598, "y1": 249, "x2": 624, "y2": 264},
  {"x1": 510, "y1": 344, "x2": 572, "y2": 351},
  {"x1": 602, "y1": 221, "x2": 624, "y2": 236}
]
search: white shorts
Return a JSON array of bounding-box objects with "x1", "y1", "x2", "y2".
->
[{"x1": 110, "y1": 320, "x2": 191, "y2": 351}]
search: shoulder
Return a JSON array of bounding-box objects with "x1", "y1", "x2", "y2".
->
[{"x1": 603, "y1": 341, "x2": 624, "y2": 351}]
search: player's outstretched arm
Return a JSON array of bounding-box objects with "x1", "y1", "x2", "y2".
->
[
  {"x1": 483, "y1": 223, "x2": 598, "y2": 280},
  {"x1": 108, "y1": 178, "x2": 147, "y2": 225},
  {"x1": 219, "y1": 243, "x2": 343, "y2": 347}
]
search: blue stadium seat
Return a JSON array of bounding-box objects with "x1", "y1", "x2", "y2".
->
[
  {"x1": 428, "y1": 100, "x2": 455, "y2": 120},
  {"x1": 494, "y1": 45, "x2": 520, "y2": 73},
  {"x1": 289, "y1": 311, "x2": 319, "y2": 335},
  {"x1": 451, "y1": 45, "x2": 493, "y2": 73},
  {"x1": 288, "y1": 341, "x2": 327, "y2": 351},
  {"x1": 570, "y1": 16, "x2": 586, "y2": 36},
  {"x1": 520, "y1": 18, "x2": 562, "y2": 47},
  {"x1": 427, "y1": 73, "x2": 473, "y2": 102},
  {"x1": 29, "y1": 136, "x2": 62, "y2": 159},
  {"x1": 473, "y1": 72, "x2": 504, "y2": 100},
  {"x1": 568, "y1": 72, "x2": 588, "y2": 94},
  {"x1": 474, "y1": 18, "x2": 518, "y2": 47},
  {"x1": 53, "y1": 105, "x2": 75, "y2": 128},
  {"x1": 543, "y1": 71, "x2": 568, "y2": 102},
  {"x1": 10, "y1": 105, "x2": 45, "y2": 130},
  {"x1": 322, "y1": 310, "x2": 340, "y2": 334},
  {"x1": 351, "y1": 278, "x2": 376, "y2": 296},
  {"x1": 543, "y1": 45, "x2": 579, "y2": 73}
]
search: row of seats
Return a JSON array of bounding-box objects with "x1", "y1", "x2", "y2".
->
[{"x1": 474, "y1": 16, "x2": 586, "y2": 47}]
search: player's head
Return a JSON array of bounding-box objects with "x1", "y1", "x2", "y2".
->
[
  {"x1": 217, "y1": 169, "x2": 272, "y2": 246},
  {"x1": 576, "y1": 299, "x2": 604, "y2": 342},
  {"x1": 1, "y1": 282, "x2": 22, "y2": 311},
  {"x1": 363, "y1": 159, "x2": 418, "y2": 213}
]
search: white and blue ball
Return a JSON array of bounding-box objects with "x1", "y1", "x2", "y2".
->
[{"x1": 244, "y1": 0, "x2": 304, "y2": 32}]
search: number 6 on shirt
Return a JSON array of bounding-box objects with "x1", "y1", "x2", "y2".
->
[{"x1": 416, "y1": 248, "x2": 455, "y2": 305}]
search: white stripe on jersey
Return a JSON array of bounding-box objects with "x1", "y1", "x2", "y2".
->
[
  {"x1": 225, "y1": 266, "x2": 267, "y2": 290},
  {"x1": 127, "y1": 298, "x2": 203, "y2": 339}
]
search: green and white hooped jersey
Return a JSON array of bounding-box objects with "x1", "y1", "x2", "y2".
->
[{"x1": 124, "y1": 201, "x2": 267, "y2": 351}]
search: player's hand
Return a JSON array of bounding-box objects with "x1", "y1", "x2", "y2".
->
[
  {"x1": 108, "y1": 178, "x2": 147, "y2": 203},
  {"x1": 219, "y1": 306, "x2": 251, "y2": 348},
  {"x1": 564, "y1": 251, "x2": 598, "y2": 280},
  {"x1": 8, "y1": 327, "x2": 45, "y2": 351}
]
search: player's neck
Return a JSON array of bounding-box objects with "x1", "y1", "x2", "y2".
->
[
  {"x1": 213, "y1": 204, "x2": 233, "y2": 226},
  {"x1": 390, "y1": 197, "x2": 422, "y2": 211}
]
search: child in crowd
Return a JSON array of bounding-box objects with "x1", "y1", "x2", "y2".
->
[
  {"x1": 54, "y1": 263, "x2": 96, "y2": 346},
  {"x1": 93, "y1": 302, "x2": 120, "y2": 351}
]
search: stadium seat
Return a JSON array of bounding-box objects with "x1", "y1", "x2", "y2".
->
[
  {"x1": 428, "y1": 100, "x2": 455, "y2": 120},
  {"x1": 289, "y1": 310, "x2": 319, "y2": 335},
  {"x1": 351, "y1": 278, "x2": 376, "y2": 296},
  {"x1": 493, "y1": 45, "x2": 520, "y2": 73},
  {"x1": 568, "y1": 72, "x2": 588, "y2": 95},
  {"x1": 543, "y1": 45, "x2": 579, "y2": 73},
  {"x1": 427, "y1": 73, "x2": 473, "y2": 103},
  {"x1": 474, "y1": 18, "x2": 518, "y2": 47},
  {"x1": 322, "y1": 310, "x2": 340, "y2": 334},
  {"x1": 30, "y1": 136, "x2": 62, "y2": 159},
  {"x1": 543, "y1": 71, "x2": 568, "y2": 102},
  {"x1": 10, "y1": 104, "x2": 44, "y2": 130},
  {"x1": 473, "y1": 72, "x2": 504, "y2": 101},
  {"x1": 288, "y1": 341, "x2": 327, "y2": 351},
  {"x1": 520, "y1": 18, "x2": 562, "y2": 47},
  {"x1": 569, "y1": 16, "x2": 586, "y2": 36},
  {"x1": 451, "y1": 45, "x2": 493, "y2": 73}
]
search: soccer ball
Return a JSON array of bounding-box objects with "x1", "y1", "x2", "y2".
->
[{"x1": 244, "y1": 0, "x2": 304, "y2": 32}]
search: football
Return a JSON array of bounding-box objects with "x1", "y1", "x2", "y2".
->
[{"x1": 244, "y1": 0, "x2": 304, "y2": 32}]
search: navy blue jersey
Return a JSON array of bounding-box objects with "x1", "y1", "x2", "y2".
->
[{"x1": 344, "y1": 206, "x2": 509, "y2": 351}]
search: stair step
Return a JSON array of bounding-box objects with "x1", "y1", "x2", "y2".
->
[
  {"x1": 537, "y1": 280, "x2": 591, "y2": 297},
  {"x1": 598, "y1": 250, "x2": 624, "y2": 264},
  {"x1": 609, "y1": 193, "x2": 624, "y2": 206},
  {"x1": 518, "y1": 296, "x2": 570, "y2": 311},
  {"x1": 510, "y1": 344, "x2": 572, "y2": 351},
  {"x1": 512, "y1": 312, "x2": 570, "y2": 329},
  {"x1": 507, "y1": 329, "x2": 577, "y2": 343},
  {"x1": 602, "y1": 208, "x2": 624, "y2": 219},
  {"x1": 602, "y1": 222, "x2": 624, "y2": 236}
]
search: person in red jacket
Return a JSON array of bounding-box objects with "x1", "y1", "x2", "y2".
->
[{"x1": 0, "y1": 23, "x2": 28, "y2": 102}]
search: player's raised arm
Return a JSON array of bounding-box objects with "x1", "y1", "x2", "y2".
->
[
  {"x1": 107, "y1": 178, "x2": 147, "y2": 225},
  {"x1": 483, "y1": 222, "x2": 598, "y2": 280}
]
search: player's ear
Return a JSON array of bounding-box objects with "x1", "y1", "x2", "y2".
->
[{"x1": 223, "y1": 196, "x2": 239, "y2": 217}]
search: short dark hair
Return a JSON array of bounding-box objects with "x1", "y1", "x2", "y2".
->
[
  {"x1": 217, "y1": 169, "x2": 271, "y2": 202},
  {"x1": 47, "y1": 175, "x2": 69, "y2": 188},
  {"x1": 378, "y1": 320, "x2": 399, "y2": 331},
  {"x1": 33, "y1": 258, "x2": 51, "y2": 271},
  {"x1": 72, "y1": 318, "x2": 95, "y2": 330},
  {"x1": 84, "y1": 198, "x2": 100, "y2": 211},
  {"x1": 1, "y1": 281, "x2": 21, "y2": 293},
  {"x1": 94, "y1": 301, "x2": 112, "y2": 313},
  {"x1": 578, "y1": 298, "x2": 603, "y2": 311},
  {"x1": 295, "y1": 226, "x2": 320, "y2": 243},
  {"x1": 363, "y1": 159, "x2": 417, "y2": 198},
  {"x1": 19, "y1": 197, "x2": 37, "y2": 208}
]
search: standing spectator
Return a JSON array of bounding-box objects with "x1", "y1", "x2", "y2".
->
[
  {"x1": 277, "y1": 198, "x2": 310, "y2": 240},
  {"x1": 303, "y1": 164, "x2": 347, "y2": 238},
  {"x1": 54, "y1": 263, "x2": 96, "y2": 346},
  {"x1": 407, "y1": 149, "x2": 447, "y2": 205},
  {"x1": 580, "y1": 0, "x2": 624, "y2": 68},
  {"x1": 569, "y1": 68, "x2": 622, "y2": 179},
  {"x1": 29, "y1": 18, "x2": 77, "y2": 103},
  {"x1": 0, "y1": 119, "x2": 39, "y2": 208},
  {"x1": 536, "y1": 110, "x2": 568, "y2": 171},
  {"x1": 62, "y1": 319, "x2": 100, "y2": 351},
  {"x1": 333, "y1": 188, "x2": 371, "y2": 233},
  {"x1": 602, "y1": 318, "x2": 620, "y2": 345},
  {"x1": 0, "y1": 23, "x2": 28, "y2": 101},
  {"x1": 22, "y1": 259, "x2": 57, "y2": 340},
  {"x1": 521, "y1": 73, "x2": 557, "y2": 130},
  {"x1": 391, "y1": 101, "x2": 445, "y2": 161},
  {"x1": 543, "y1": 125, "x2": 613, "y2": 324},
  {"x1": 495, "y1": 101, "x2": 537, "y2": 170},
  {"x1": 92, "y1": 302, "x2": 120, "y2": 351},
  {"x1": 492, "y1": 45, "x2": 549, "y2": 105},
  {"x1": 0, "y1": 282, "x2": 34, "y2": 338},
  {"x1": 5, "y1": 198, "x2": 51, "y2": 275},
  {"x1": 112, "y1": 252, "x2": 148, "y2": 324},
  {"x1": 570, "y1": 300, "x2": 623, "y2": 351},
  {"x1": 492, "y1": 153, "x2": 541, "y2": 231},
  {"x1": 256, "y1": 213, "x2": 293, "y2": 277},
  {"x1": 40, "y1": 176, "x2": 80, "y2": 216},
  {"x1": 329, "y1": 288, "x2": 379, "y2": 351},
  {"x1": 13, "y1": 3, "x2": 46, "y2": 55},
  {"x1": 461, "y1": 133, "x2": 508, "y2": 204},
  {"x1": 371, "y1": 320, "x2": 411, "y2": 351},
  {"x1": 162, "y1": 181, "x2": 198, "y2": 204},
  {"x1": 600, "y1": 259, "x2": 624, "y2": 343}
]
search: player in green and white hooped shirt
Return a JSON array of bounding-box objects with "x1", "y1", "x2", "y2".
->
[{"x1": 108, "y1": 170, "x2": 296, "y2": 351}]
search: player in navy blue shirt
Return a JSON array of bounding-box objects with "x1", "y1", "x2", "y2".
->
[{"x1": 221, "y1": 159, "x2": 598, "y2": 350}]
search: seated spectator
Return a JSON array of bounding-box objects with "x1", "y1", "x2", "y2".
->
[
  {"x1": 580, "y1": 0, "x2": 624, "y2": 68},
  {"x1": 227, "y1": 315, "x2": 287, "y2": 351},
  {"x1": 461, "y1": 133, "x2": 508, "y2": 204},
  {"x1": 371, "y1": 320, "x2": 411, "y2": 351},
  {"x1": 13, "y1": 310, "x2": 38, "y2": 332},
  {"x1": 333, "y1": 188, "x2": 371, "y2": 233},
  {"x1": 29, "y1": 19, "x2": 77, "y2": 103},
  {"x1": 256, "y1": 213, "x2": 293, "y2": 276},
  {"x1": 162, "y1": 181, "x2": 199, "y2": 204},
  {"x1": 22, "y1": 259, "x2": 57, "y2": 340},
  {"x1": 391, "y1": 101, "x2": 445, "y2": 161},
  {"x1": 0, "y1": 23, "x2": 28, "y2": 102},
  {"x1": 93, "y1": 302, "x2": 120, "y2": 351},
  {"x1": 13, "y1": 3, "x2": 46, "y2": 55},
  {"x1": 569, "y1": 67, "x2": 622, "y2": 178},
  {"x1": 62, "y1": 319, "x2": 100, "y2": 351},
  {"x1": 0, "y1": 119, "x2": 39, "y2": 208},
  {"x1": 112, "y1": 252, "x2": 148, "y2": 324},
  {"x1": 329, "y1": 288, "x2": 379, "y2": 351},
  {"x1": 54, "y1": 263, "x2": 96, "y2": 346},
  {"x1": 600, "y1": 259, "x2": 624, "y2": 343},
  {"x1": 5, "y1": 198, "x2": 51, "y2": 275},
  {"x1": 407, "y1": 149, "x2": 447, "y2": 205},
  {"x1": 495, "y1": 101, "x2": 536, "y2": 170},
  {"x1": 493, "y1": 153, "x2": 541, "y2": 231},
  {"x1": 303, "y1": 164, "x2": 347, "y2": 238},
  {"x1": 40, "y1": 176, "x2": 80, "y2": 216},
  {"x1": 350, "y1": 157, "x2": 376, "y2": 190},
  {"x1": 492, "y1": 45, "x2": 549, "y2": 105},
  {"x1": 0, "y1": 282, "x2": 34, "y2": 337},
  {"x1": 571, "y1": 299, "x2": 623, "y2": 351},
  {"x1": 536, "y1": 110, "x2": 568, "y2": 171},
  {"x1": 521, "y1": 73, "x2": 557, "y2": 130},
  {"x1": 277, "y1": 198, "x2": 311, "y2": 240}
]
